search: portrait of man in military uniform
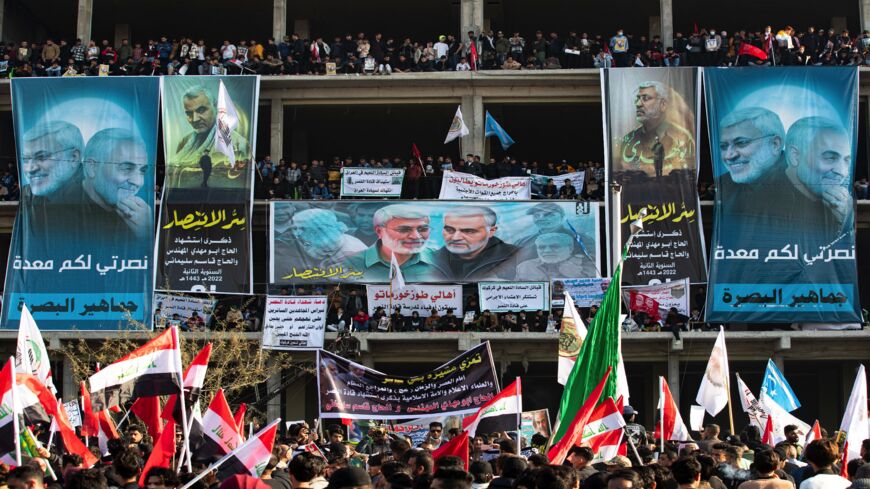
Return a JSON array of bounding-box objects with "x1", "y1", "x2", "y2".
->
[{"x1": 617, "y1": 80, "x2": 695, "y2": 176}]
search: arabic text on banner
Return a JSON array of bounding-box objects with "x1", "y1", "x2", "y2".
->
[
  {"x1": 2, "y1": 78, "x2": 159, "y2": 330},
  {"x1": 261, "y1": 296, "x2": 328, "y2": 350},
  {"x1": 439, "y1": 171, "x2": 531, "y2": 200},
  {"x1": 156, "y1": 76, "x2": 259, "y2": 294},
  {"x1": 551, "y1": 278, "x2": 612, "y2": 307},
  {"x1": 623, "y1": 277, "x2": 690, "y2": 315},
  {"x1": 704, "y1": 67, "x2": 860, "y2": 323},
  {"x1": 603, "y1": 68, "x2": 707, "y2": 285},
  {"x1": 365, "y1": 285, "x2": 463, "y2": 317},
  {"x1": 270, "y1": 201, "x2": 599, "y2": 284},
  {"x1": 478, "y1": 282, "x2": 550, "y2": 312},
  {"x1": 341, "y1": 168, "x2": 404, "y2": 197},
  {"x1": 317, "y1": 342, "x2": 498, "y2": 420},
  {"x1": 153, "y1": 293, "x2": 218, "y2": 328}
]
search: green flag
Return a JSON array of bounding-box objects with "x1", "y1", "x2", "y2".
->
[{"x1": 552, "y1": 262, "x2": 623, "y2": 443}]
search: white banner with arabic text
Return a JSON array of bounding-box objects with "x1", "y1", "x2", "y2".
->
[
  {"x1": 439, "y1": 171, "x2": 531, "y2": 200},
  {"x1": 262, "y1": 296, "x2": 327, "y2": 350}
]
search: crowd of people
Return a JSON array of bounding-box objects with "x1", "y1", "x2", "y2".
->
[
  {"x1": 254, "y1": 155, "x2": 606, "y2": 201},
  {"x1": 9, "y1": 407, "x2": 868, "y2": 489},
  {"x1": 1, "y1": 24, "x2": 868, "y2": 78}
]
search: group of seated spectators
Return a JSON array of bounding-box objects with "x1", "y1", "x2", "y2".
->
[
  {"x1": 1, "y1": 23, "x2": 868, "y2": 77},
  {"x1": 254, "y1": 154, "x2": 606, "y2": 201}
]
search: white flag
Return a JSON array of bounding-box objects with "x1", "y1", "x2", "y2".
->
[
  {"x1": 444, "y1": 105, "x2": 469, "y2": 144},
  {"x1": 16, "y1": 305, "x2": 56, "y2": 394},
  {"x1": 215, "y1": 80, "x2": 239, "y2": 166},
  {"x1": 840, "y1": 365, "x2": 868, "y2": 464},
  {"x1": 696, "y1": 326, "x2": 729, "y2": 416},
  {"x1": 390, "y1": 253, "x2": 406, "y2": 292},
  {"x1": 736, "y1": 373, "x2": 768, "y2": 431},
  {"x1": 558, "y1": 291, "x2": 587, "y2": 385}
]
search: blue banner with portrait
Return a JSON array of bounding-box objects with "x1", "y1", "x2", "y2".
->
[
  {"x1": 2, "y1": 78, "x2": 159, "y2": 330},
  {"x1": 705, "y1": 67, "x2": 860, "y2": 323}
]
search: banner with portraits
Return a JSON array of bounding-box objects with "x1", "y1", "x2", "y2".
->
[
  {"x1": 365, "y1": 285, "x2": 463, "y2": 317},
  {"x1": 551, "y1": 278, "x2": 612, "y2": 307},
  {"x1": 2, "y1": 78, "x2": 159, "y2": 330},
  {"x1": 603, "y1": 68, "x2": 706, "y2": 286},
  {"x1": 317, "y1": 342, "x2": 498, "y2": 419},
  {"x1": 705, "y1": 68, "x2": 861, "y2": 323},
  {"x1": 439, "y1": 171, "x2": 531, "y2": 200},
  {"x1": 623, "y1": 278, "x2": 690, "y2": 316},
  {"x1": 270, "y1": 201, "x2": 599, "y2": 284},
  {"x1": 152, "y1": 293, "x2": 218, "y2": 328},
  {"x1": 341, "y1": 168, "x2": 404, "y2": 197},
  {"x1": 156, "y1": 76, "x2": 259, "y2": 294}
]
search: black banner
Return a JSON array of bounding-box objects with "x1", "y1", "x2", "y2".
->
[
  {"x1": 603, "y1": 68, "x2": 707, "y2": 285},
  {"x1": 317, "y1": 342, "x2": 498, "y2": 419}
]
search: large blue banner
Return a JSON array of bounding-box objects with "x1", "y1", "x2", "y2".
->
[
  {"x1": 2, "y1": 78, "x2": 159, "y2": 330},
  {"x1": 705, "y1": 68, "x2": 860, "y2": 323}
]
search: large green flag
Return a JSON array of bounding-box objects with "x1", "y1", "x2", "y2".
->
[{"x1": 552, "y1": 262, "x2": 623, "y2": 443}]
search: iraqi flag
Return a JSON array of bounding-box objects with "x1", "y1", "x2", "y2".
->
[
  {"x1": 215, "y1": 420, "x2": 280, "y2": 480},
  {"x1": 13, "y1": 373, "x2": 50, "y2": 425},
  {"x1": 88, "y1": 328, "x2": 182, "y2": 411},
  {"x1": 462, "y1": 379, "x2": 521, "y2": 438},
  {"x1": 587, "y1": 428, "x2": 625, "y2": 464},
  {"x1": 654, "y1": 377, "x2": 691, "y2": 442},
  {"x1": 0, "y1": 358, "x2": 21, "y2": 465},
  {"x1": 548, "y1": 367, "x2": 612, "y2": 465},
  {"x1": 581, "y1": 398, "x2": 626, "y2": 464},
  {"x1": 163, "y1": 343, "x2": 212, "y2": 425},
  {"x1": 196, "y1": 389, "x2": 243, "y2": 462},
  {"x1": 80, "y1": 382, "x2": 99, "y2": 438}
]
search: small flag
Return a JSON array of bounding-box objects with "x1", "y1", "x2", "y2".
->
[
  {"x1": 80, "y1": 382, "x2": 99, "y2": 438},
  {"x1": 738, "y1": 43, "x2": 768, "y2": 61},
  {"x1": 197, "y1": 389, "x2": 243, "y2": 461},
  {"x1": 760, "y1": 359, "x2": 801, "y2": 412},
  {"x1": 655, "y1": 377, "x2": 691, "y2": 442},
  {"x1": 629, "y1": 207, "x2": 648, "y2": 236},
  {"x1": 163, "y1": 342, "x2": 212, "y2": 424},
  {"x1": 215, "y1": 81, "x2": 239, "y2": 166},
  {"x1": 432, "y1": 431, "x2": 469, "y2": 471},
  {"x1": 444, "y1": 105, "x2": 470, "y2": 144},
  {"x1": 390, "y1": 253, "x2": 406, "y2": 292},
  {"x1": 484, "y1": 111, "x2": 515, "y2": 150},
  {"x1": 15, "y1": 305, "x2": 56, "y2": 394},
  {"x1": 696, "y1": 326, "x2": 730, "y2": 416},
  {"x1": 804, "y1": 420, "x2": 821, "y2": 446},
  {"x1": 0, "y1": 358, "x2": 21, "y2": 465},
  {"x1": 558, "y1": 292, "x2": 586, "y2": 385},
  {"x1": 463, "y1": 379, "x2": 521, "y2": 438},
  {"x1": 469, "y1": 42, "x2": 479, "y2": 71},
  {"x1": 839, "y1": 365, "x2": 868, "y2": 465},
  {"x1": 139, "y1": 417, "x2": 176, "y2": 487},
  {"x1": 215, "y1": 420, "x2": 280, "y2": 480},
  {"x1": 131, "y1": 397, "x2": 164, "y2": 441},
  {"x1": 736, "y1": 373, "x2": 768, "y2": 431},
  {"x1": 761, "y1": 414, "x2": 774, "y2": 446}
]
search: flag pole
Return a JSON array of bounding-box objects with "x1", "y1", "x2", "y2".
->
[
  {"x1": 10, "y1": 357, "x2": 21, "y2": 466},
  {"x1": 515, "y1": 377, "x2": 522, "y2": 455},
  {"x1": 726, "y1": 370, "x2": 735, "y2": 437},
  {"x1": 659, "y1": 377, "x2": 665, "y2": 453},
  {"x1": 171, "y1": 327, "x2": 193, "y2": 472}
]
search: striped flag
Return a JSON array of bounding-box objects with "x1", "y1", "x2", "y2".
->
[
  {"x1": 655, "y1": 377, "x2": 691, "y2": 442},
  {"x1": 216, "y1": 419, "x2": 280, "y2": 479},
  {"x1": 0, "y1": 358, "x2": 21, "y2": 465},
  {"x1": 804, "y1": 420, "x2": 821, "y2": 446},
  {"x1": 163, "y1": 343, "x2": 212, "y2": 424},
  {"x1": 581, "y1": 398, "x2": 626, "y2": 464},
  {"x1": 88, "y1": 328, "x2": 182, "y2": 411},
  {"x1": 80, "y1": 382, "x2": 99, "y2": 438},
  {"x1": 462, "y1": 379, "x2": 521, "y2": 438},
  {"x1": 196, "y1": 389, "x2": 242, "y2": 462}
]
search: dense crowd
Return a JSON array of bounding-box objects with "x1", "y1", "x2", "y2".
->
[
  {"x1": 8, "y1": 410, "x2": 869, "y2": 489},
  {"x1": 254, "y1": 155, "x2": 606, "y2": 201},
  {"x1": 1, "y1": 24, "x2": 869, "y2": 78}
]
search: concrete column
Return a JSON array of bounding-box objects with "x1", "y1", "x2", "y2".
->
[
  {"x1": 270, "y1": 98, "x2": 284, "y2": 160},
  {"x1": 660, "y1": 0, "x2": 673, "y2": 52},
  {"x1": 293, "y1": 19, "x2": 310, "y2": 40},
  {"x1": 460, "y1": 95, "x2": 484, "y2": 158},
  {"x1": 113, "y1": 24, "x2": 130, "y2": 50},
  {"x1": 862, "y1": 0, "x2": 870, "y2": 34},
  {"x1": 76, "y1": 0, "x2": 93, "y2": 43},
  {"x1": 62, "y1": 356, "x2": 76, "y2": 402},
  {"x1": 649, "y1": 16, "x2": 661, "y2": 43},
  {"x1": 0, "y1": 0, "x2": 6, "y2": 44},
  {"x1": 667, "y1": 354, "x2": 680, "y2": 407},
  {"x1": 460, "y1": 0, "x2": 484, "y2": 37},
  {"x1": 266, "y1": 371, "x2": 282, "y2": 422},
  {"x1": 273, "y1": 0, "x2": 287, "y2": 41}
]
